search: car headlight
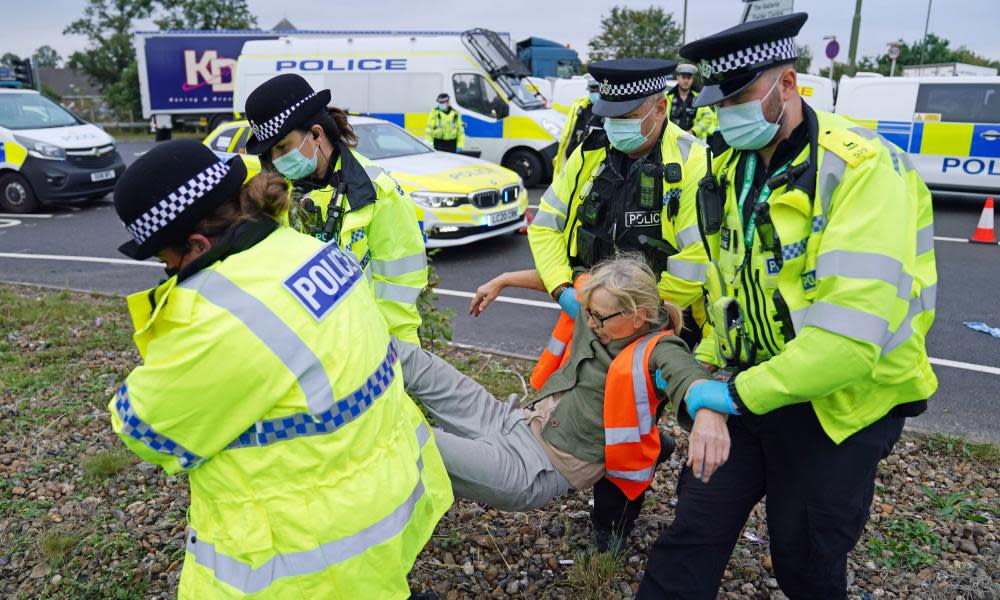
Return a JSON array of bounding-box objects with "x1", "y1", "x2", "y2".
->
[
  {"x1": 411, "y1": 192, "x2": 469, "y2": 208},
  {"x1": 14, "y1": 135, "x2": 66, "y2": 160},
  {"x1": 540, "y1": 118, "x2": 564, "y2": 140}
]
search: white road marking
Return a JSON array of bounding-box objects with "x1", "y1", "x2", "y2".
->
[
  {"x1": 0, "y1": 219, "x2": 22, "y2": 229},
  {"x1": 1, "y1": 251, "x2": 997, "y2": 376},
  {"x1": 0, "y1": 213, "x2": 53, "y2": 219}
]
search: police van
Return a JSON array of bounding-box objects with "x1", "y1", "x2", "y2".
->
[
  {"x1": 836, "y1": 75, "x2": 1000, "y2": 197},
  {"x1": 233, "y1": 29, "x2": 565, "y2": 187},
  {"x1": 0, "y1": 89, "x2": 125, "y2": 213},
  {"x1": 795, "y1": 74, "x2": 834, "y2": 112}
]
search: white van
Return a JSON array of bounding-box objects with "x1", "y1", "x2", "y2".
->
[
  {"x1": 234, "y1": 29, "x2": 566, "y2": 186},
  {"x1": 796, "y1": 74, "x2": 835, "y2": 112},
  {"x1": 836, "y1": 75, "x2": 1000, "y2": 197},
  {"x1": 0, "y1": 89, "x2": 125, "y2": 213}
]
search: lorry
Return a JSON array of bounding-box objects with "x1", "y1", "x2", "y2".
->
[
  {"x1": 902, "y1": 62, "x2": 998, "y2": 78},
  {"x1": 515, "y1": 37, "x2": 582, "y2": 78},
  {"x1": 234, "y1": 29, "x2": 564, "y2": 186}
]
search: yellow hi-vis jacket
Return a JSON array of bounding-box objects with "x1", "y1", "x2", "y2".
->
[
  {"x1": 287, "y1": 146, "x2": 427, "y2": 345},
  {"x1": 109, "y1": 226, "x2": 452, "y2": 599},
  {"x1": 554, "y1": 95, "x2": 597, "y2": 175},
  {"x1": 424, "y1": 107, "x2": 465, "y2": 147},
  {"x1": 528, "y1": 121, "x2": 711, "y2": 316},
  {"x1": 696, "y1": 109, "x2": 938, "y2": 443}
]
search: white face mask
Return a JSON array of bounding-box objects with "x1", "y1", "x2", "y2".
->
[{"x1": 717, "y1": 76, "x2": 786, "y2": 150}]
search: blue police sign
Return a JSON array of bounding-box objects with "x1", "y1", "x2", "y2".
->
[{"x1": 284, "y1": 243, "x2": 363, "y2": 321}]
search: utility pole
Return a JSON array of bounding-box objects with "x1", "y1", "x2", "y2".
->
[
  {"x1": 847, "y1": 0, "x2": 863, "y2": 75},
  {"x1": 919, "y1": 0, "x2": 933, "y2": 67},
  {"x1": 682, "y1": 0, "x2": 688, "y2": 44}
]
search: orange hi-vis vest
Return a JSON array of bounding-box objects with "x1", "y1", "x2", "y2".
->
[
  {"x1": 530, "y1": 275, "x2": 590, "y2": 391},
  {"x1": 530, "y1": 287, "x2": 672, "y2": 499}
]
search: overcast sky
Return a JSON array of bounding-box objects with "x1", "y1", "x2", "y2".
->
[{"x1": 6, "y1": 0, "x2": 1000, "y2": 74}]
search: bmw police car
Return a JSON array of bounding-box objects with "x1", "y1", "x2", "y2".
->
[
  {"x1": 204, "y1": 116, "x2": 527, "y2": 247},
  {"x1": 0, "y1": 89, "x2": 125, "y2": 213}
]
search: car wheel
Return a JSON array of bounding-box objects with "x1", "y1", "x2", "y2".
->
[
  {"x1": 0, "y1": 172, "x2": 40, "y2": 214},
  {"x1": 503, "y1": 149, "x2": 543, "y2": 188}
]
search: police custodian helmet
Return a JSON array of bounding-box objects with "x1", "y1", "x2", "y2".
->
[{"x1": 244, "y1": 73, "x2": 332, "y2": 155}]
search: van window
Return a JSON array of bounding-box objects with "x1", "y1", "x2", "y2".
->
[
  {"x1": 916, "y1": 83, "x2": 1000, "y2": 123},
  {"x1": 452, "y1": 73, "x2": 507, "y2": 118}
]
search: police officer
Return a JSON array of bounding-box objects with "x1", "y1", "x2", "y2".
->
[
  {"x1": 109, "y1": 140, "x2": 452, "y2": 598},
  {"x1": 528, "y1": 58, "x2": 711, "y2": 550},
  {"x1": 638, "y1": 13, "x2": 938, "y2": 599},
  {"x1": 424, "y1": 92, "x2": 465, "y2": 153},
  {"x1": 665, "y1": 63, "x2": 718, "y2": 142},
  {"x1": 245, "y1": 74, "x2": 427, "y2": 345},
  {"x1": 553, "y1": 79, "x2": 603, "y2": 174}
]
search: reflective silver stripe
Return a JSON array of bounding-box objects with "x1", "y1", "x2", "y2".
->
[
  {"x1": 545, "y1": 336, "x2": 567, "y2": 357},
  {"x1": 605, "y1": 426, "x2": 641, "y2": 445},
  {"x1": 666, "y1": 257, "x2": 708, "y2": 283},
  {"x1": 630, "y1": 333, "x2": 660, "y2": 434},
  {"x1": 790, "y1": 307, "x2": 807, "y2": 334},
  {"x1": 676, "y1": 134, "x2": 704, "y2": 163},
  {"x1": 181, "y1": 270, "x2": 335, "y2": 415},
  {"x1": 882, "y1": 284, "x2": 937, "y2": 355},
  {"x1": 374, "y1": 280, "x2": 422, "y2": 304},
  {"x1": 607, "y1": 464, "x2": 655, "y2": 482},
  {"x1": 802, "y1": 301, "x2": 889, "y2": 347},
  {"x1": 540, "y1": 186, "x2": 568, "y2": 214},
  {"x1": 818, "y1": 152, "x2": 847, "y2": 218},
  {"x1": 188, "y1": 422, "x2": 432, "y2": 594},
  {"x1": 532, "y1": 209, "x2": 567, "y2": 231},
  {"x1": 816, "y1": 250, "x2": 909, "y2": 299},
  {"x1": 372, "y1": 252, "x2": 427, "y2": 278},
  {"x1": 917, "y1": 224, "x2": 935, "y2": 256},
  {"x1": 676, "y1": 225, "x2": 702, "y2": 250},
  {"x1": 850, "y1": 127, "x2": 902, "y2": 173},
  {"x1": 363, "y1": 164, "x2": 387, "y2": 182}
]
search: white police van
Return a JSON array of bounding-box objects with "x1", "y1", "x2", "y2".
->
[
  {"x1": 233, "y1": 29, "x2": 565, "y2": 187},
  {"x1": 0, "y1": 89, "x2": 125, "y2": 213},
  {"x1": 836, "y1": 75, "x2": 1000, "y2": 197}
]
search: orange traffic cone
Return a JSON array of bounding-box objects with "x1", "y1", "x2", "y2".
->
[
  {"x1": 519, "y1": 208, "x2": 534, "y2": 234},
  {"x1": 970, "y1": 197, "x2": 996, "y2": 244}
]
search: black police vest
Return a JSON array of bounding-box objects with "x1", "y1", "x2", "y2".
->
[
  {"x1": 669, "y1": 90, "x2": 698, "y2": 132},
  {"x1": 572, "y1": 130, "x2": 680, "y2": 272}
]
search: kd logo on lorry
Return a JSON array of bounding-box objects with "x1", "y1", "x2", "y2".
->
[{"x1": 285, "y1": 244, "x2": 363, "y2": 320}]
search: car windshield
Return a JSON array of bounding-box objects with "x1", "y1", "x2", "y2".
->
[
  {"x1": 353, "y1": 122, "x2": 433, "y2": 160},
  {"x1": 0, "y1": 93, "x2": 80, "y2": 130}
]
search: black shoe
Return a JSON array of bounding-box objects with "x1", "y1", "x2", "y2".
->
[
  {"x1": 660, "y1": 431, "x2": 676, "y2": 462},
  {"x1": 592, "y1": 520, "x2": 634, "y2": 554}
]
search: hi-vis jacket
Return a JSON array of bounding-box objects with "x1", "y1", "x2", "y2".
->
[
  {"x1": 109, "y1": 226, "x2": 452, "y2": 599},
  {"x1": 529, "y1": 121, "x2": 710, "y2": 313},
  {"x1": 288, "y1": 146, "x2": 427, "y2": 345},
  {"x1": 665, "y1": 88, "x2": 718, "y2": 142},
  {"x1": 554, "y1": 95, "x2": 600, "y2": 175},
  {"x1": 697, "y1": 108, "x2": 938, "y2": 443},
  {"x1": 424, "y1": 107, "x2": 465, "y2": 147}
]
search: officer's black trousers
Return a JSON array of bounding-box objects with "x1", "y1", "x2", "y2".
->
[
  {"x1": 433, "y1": 139, "x2": 458, "y2": 153},
  {"x1": 637, "y1": 403, "x2": 904, "y2": 600}
]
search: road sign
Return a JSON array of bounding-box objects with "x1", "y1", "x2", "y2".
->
[
  {"x1": 888, "y1": 45, "x2": 901, "y2": 60},
  {"x1": 741, "y1": 0, "x2": 794, "y2": 23},
  {"x1": 825, "y1": 40, "x2": 840, "y2": 60}
]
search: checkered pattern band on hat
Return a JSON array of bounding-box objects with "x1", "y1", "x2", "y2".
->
[
  {"x1": 249, "y1": 90, "x2": 320, "y2": 141},
  {"x1": 126, "y1": 161, "x2": 230, "y2": 245},
  {"x1": 703, "y1": 37, "x2": 797, "y2": 79},
  {"x1": 599, "y1": 75, "x2": 669, "y2": 99}
]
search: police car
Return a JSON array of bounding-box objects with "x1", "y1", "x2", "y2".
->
[
  {"x1": 204, "y1": 115, "x2": 527, "y2": 247},
  {"x1": 836, "y1": 75, "x2": 1000, "y2": 198},
  {"x1": 0, "y1": 89, "x2": 126, "y2": 213}
]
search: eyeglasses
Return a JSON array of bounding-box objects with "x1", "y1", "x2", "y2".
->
[{"x1": 586, "y1": 308, "x2": 627, "y2": 328}]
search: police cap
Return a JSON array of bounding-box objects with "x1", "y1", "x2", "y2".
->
[
  {"x1": 680, "y1": 12, "x2": 807, "y2": 107},
  {"x1": 588, "y1": 58, "x2": 677, "y2": 117},
  {"x1": 244, "y1": 73, "x2": 332, "y2": 156}
]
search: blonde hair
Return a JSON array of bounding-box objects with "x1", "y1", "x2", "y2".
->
[{"x1": 578, "y1": 253, "x2": 683, "y2": 336}]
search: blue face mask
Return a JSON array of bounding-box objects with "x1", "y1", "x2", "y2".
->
[
  {"x1": 717, "y1": 77, "x2": 786, "y2": 150},
  {"x1": 603, "y1": 102, "x2": 656, "y2": 153},
  {"x1": 589, "y1": 92, "x2": 600, "y2": 103},
  {"x1": 438, "y1": 103, "x2": 448, "y2": 110},
  {"x1": 272, "y1": 134, "x2": 319, "y2": 181}
]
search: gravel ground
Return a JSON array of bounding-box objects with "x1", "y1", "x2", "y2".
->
[{"x1": 1, "y1": 285, "x2": 997, "y2": 599}]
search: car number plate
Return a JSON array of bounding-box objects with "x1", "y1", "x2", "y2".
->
[
  {"x1": 91, "y1": 170, "x2": 115, "y2": 182},
  {"x1": 488, "y1": 208, "x2": 519, "y2": 226}
]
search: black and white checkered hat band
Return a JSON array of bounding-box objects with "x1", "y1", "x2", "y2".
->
[
  {"x1": 249, "y1": 91, "x2": 320, "y2": 141},
  {"x1": 599, "y1": 75, "x2": 669, "y2": 99},
  {"x1": 704, "y1": 37, "x2": 797, "y2": 78},
  {"x1": 126, "y1": 161, "x2": 230, "y2": 245}
]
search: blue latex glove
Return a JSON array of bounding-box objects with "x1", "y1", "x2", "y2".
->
[
  {"x1": 654, "y1": 369, "x2": 669, "y2": 392},
  {"x1": 685, "y1": 380, "x2": 739, "y2": 421},
  {"x1": 558, "y1": 287, "x2": 580, "y2": 317}
]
